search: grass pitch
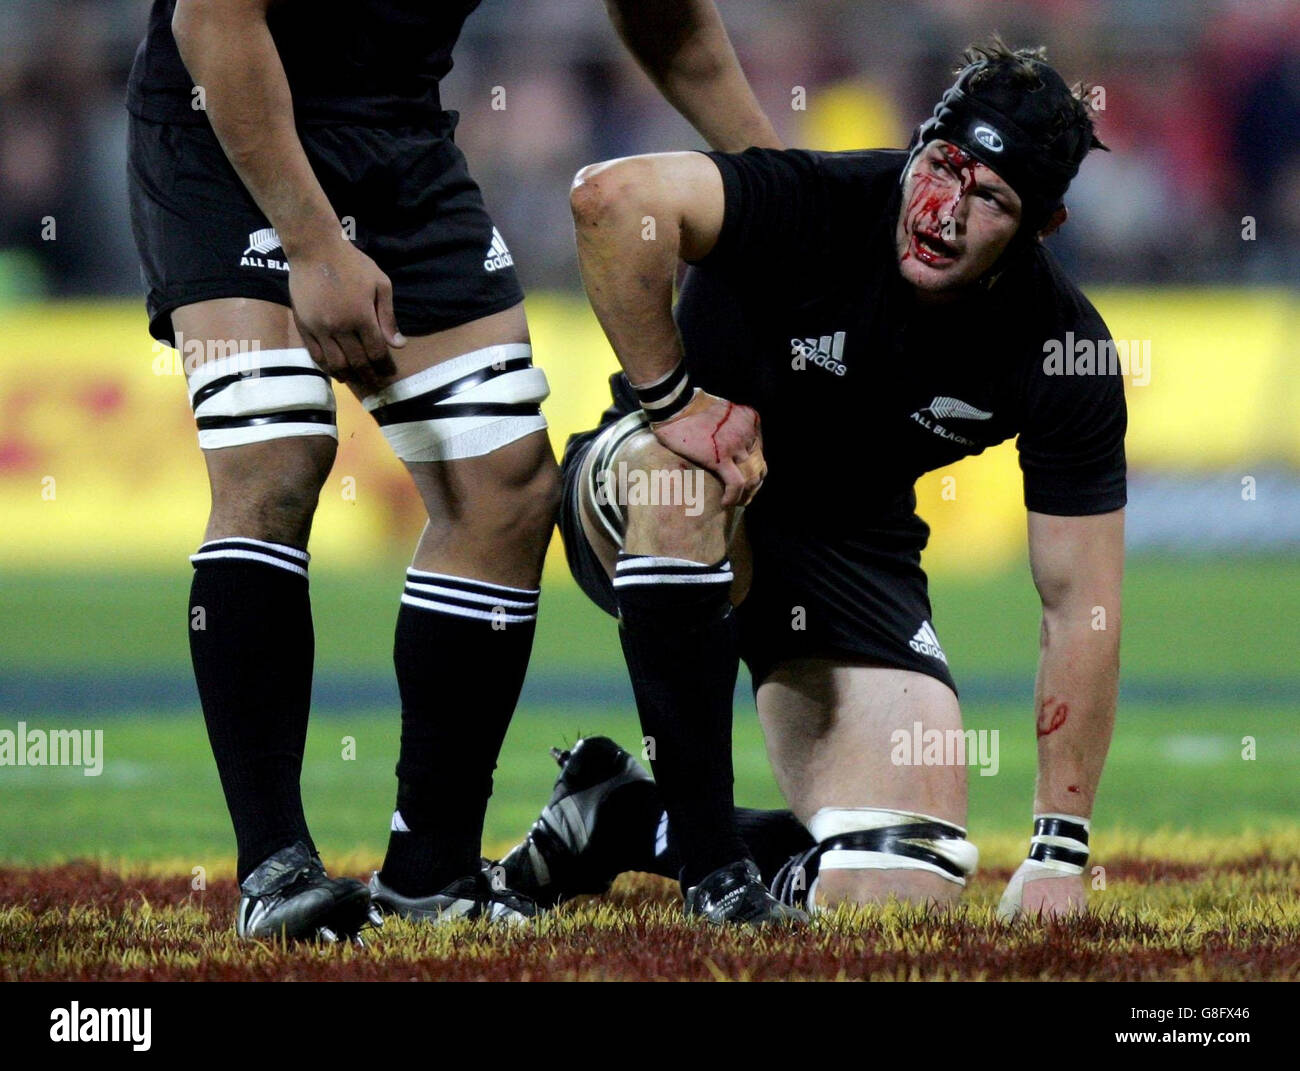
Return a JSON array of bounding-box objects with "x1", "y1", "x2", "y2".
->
[
  {"x1": 1, "y1": 555, "x2": 1297, "y2": 980},
  {"x1": 4, "y1": 832, "x2": 1298, "y2": 981}
]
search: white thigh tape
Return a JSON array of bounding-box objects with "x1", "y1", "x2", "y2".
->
[
  {"x1": 584, "y1": 409, "x2": 650, "y2": 546},
  {"x1": 188, "y1": 348, "x2": 336, "y2": 450},
  {"x1": 808, "y1": 807, "x2": 979, "y2": 887},
  {"x1": 362, "y1": 343, "x2": 549, "y2": 462}
]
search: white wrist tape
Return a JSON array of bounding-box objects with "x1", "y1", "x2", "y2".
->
[
  {"x1": 997, "y1": 813, "x2": 1090, "y2": 919},
  {"x1": 630, "y1": 362, "x2": 694, "y2": 423}
]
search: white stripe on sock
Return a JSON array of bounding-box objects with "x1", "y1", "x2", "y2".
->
[
  {"x1": 199, "y1": 537, "x2": 310, "y2": 562},
  {"x1": 611, "y1": 571, "x2": 733, "y2": 587},
  {"x1": 189, "y1": 548, "x2": 308, "y2": 578},
  {"x1": 400, "y1": 594, "x2": 536, "y2": 623},
  {"x1": 615, "y1": 556, "x2": 722, "y2": 571},
  {"x1": 403, "y1": 581, "x2": 537, "y2": 610}
]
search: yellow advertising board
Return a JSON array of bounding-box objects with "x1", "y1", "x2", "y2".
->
[{"x1": 0, "y1": 289, "x2": 1295, "y2": 575}]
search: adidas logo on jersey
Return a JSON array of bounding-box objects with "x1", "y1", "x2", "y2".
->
[
  {"x1": 484, "y1": 227, "x2": 514, "y2": 272},
  {"x1": 908, "y1": 620, "x2": 948, "y2": 664},
  {"x1": 790, "y1": 331, "x2": 847, "y2": 376}
]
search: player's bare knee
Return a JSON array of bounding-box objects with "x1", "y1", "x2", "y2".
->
[
  {"x1": 478, "y1": 454, "x2": 561, "y2": 552},
  {"x1": 206, "y1": 436, "x2": 334, "y2": 544},
  {"x1": 619, "y1": 433, "x2": 728, "y2": 561}
]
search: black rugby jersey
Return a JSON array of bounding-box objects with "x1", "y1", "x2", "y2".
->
[
  {"x1": 672, "y1": 147, "x2": 1127, "y2": 533},
  {"x1": 127, "y1": 0, "x2": 482, "y2": 126}
]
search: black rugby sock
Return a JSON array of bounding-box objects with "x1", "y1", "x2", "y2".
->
[
  {"x1": 188, "y1": 539, "x2": 316, "y2": 884},
  {"x1": 613, "y1": 553, "x2": 750, "y2": 889},
  {"x1": 380, "y1": 570, "x2": 539, "y2": 897}
]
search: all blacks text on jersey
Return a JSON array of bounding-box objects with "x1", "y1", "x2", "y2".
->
[{"x1": 240, "y1": 227, "x2": 289, "y2": 273}]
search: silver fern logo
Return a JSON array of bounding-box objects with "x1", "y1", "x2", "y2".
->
[
  {"x1": 243, "y1": 227, "x2": 282, "y2": 255},
  {"x1": 920, "y1": 396, "x2": 993, "y2": 422},
  {"x1": 910, "y1": 396, "x2": 993, "y2": 446},
  {"x1": 240, "y1": 227, "x2": 289, "y2": 272}
]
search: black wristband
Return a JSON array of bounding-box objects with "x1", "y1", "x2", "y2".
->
[{"x1": 631, "y1": 362, "x2": 694, "y2": 423}]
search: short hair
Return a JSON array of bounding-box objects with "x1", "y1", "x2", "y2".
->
[{"x1": 958, "y1": 33, "x2": 1108, "y2": 154}]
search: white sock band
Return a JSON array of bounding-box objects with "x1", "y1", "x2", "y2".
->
[
  {"x1": 189, "y1": 537, "x2": 310, "y2": 579},
  {"x1": 400, "y1": 569, "x2": 539, "y2": 625}
]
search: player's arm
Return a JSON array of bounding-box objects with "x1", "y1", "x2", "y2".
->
[
  {"x1": 604, "y1": 0, "x2": 782, "y2": 151},
  {"x1": 1014, "y1": 507, "x2": 1124, "y2": 913},
  {"x1": 171, "y1": 0, "x2": 402, "y2": 387},
  {"x1": 570, "y1": 152, "x2": 763, "y2": 506}
]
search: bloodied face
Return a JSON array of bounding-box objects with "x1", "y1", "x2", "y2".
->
[{"x1": 894, "y1": 140, "x2": 1023, "y2": 298}]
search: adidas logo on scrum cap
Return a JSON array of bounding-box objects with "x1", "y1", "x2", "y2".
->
[
  {"x1": 909, "y1": 620, "x2": 948, "y2": 664},
  {"x1": 484, "y1": 227, "x2": 514, "y2": 272}
]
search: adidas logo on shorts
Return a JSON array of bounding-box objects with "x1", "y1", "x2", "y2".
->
[
  {"x1": 484, "y1": 227, "x2": 514, "y2": 272},
  {"x1": 908, "y1": 620, "x2": 948, "y2": 664}
]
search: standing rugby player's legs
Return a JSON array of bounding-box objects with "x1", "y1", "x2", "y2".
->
[
  {"x1": 354, "y1": 302, "x2": 559, "y2": 903},
  {"x1": 175, "y1": 297, "x2": 336, "y2": 890},
  {"x1": 175, "y1": 298, "x2": 558, "y2": 898}
]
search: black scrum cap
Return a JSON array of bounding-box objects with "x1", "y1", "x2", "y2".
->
[{"x1": 908, "y1": 53, "x2": 1106, "y2": 231}]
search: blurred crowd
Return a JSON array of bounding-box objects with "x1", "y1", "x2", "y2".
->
[{"x1": 1, "y1": 0, "x2": 1298, "y2": 298}]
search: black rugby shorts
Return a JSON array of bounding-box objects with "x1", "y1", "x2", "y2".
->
[{"x1": 127, "y1": 112, "x2": 524, "y2": 345}]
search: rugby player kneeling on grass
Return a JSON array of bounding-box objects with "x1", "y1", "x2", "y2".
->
[{"x1": 498, "y1": 39, "x2": 1125, "y2": 921}]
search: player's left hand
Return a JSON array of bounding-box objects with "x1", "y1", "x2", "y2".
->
[{"x1": 997, "y1": 861, "x2": 1087, "y2": 921}]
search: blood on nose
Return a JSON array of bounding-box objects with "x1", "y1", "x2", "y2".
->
[{"x1": 941, "y1": 143, "x2": 978, "y2": 190}]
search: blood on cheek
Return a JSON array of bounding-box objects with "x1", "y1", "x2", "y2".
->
[{"x1": 900, "y1": 149, "x2": 979, "y2": 259}]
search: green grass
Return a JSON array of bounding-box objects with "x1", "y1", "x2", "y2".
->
[
  {"x1": 3, "y1": 553, "x2": 1298, "y2": 677},
  {"x1": 8, "y1": 858, "x2": 1300, "y2": 980},
  {"x1": 0, "y1": 701, "x2": 1296, "y2": 865},
  {"x1": 0, "y1": 554, "x2": 1297, "y2": 864}
]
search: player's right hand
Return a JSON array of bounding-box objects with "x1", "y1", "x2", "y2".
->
[
  {"x1": 997, "y1": 861, "x2": 1087, "y2": 921},
  {"x1": 650, "y1": 390, "x2": 766, "y2": 508},
  {"x1": 288, "y1": 240, "x2": 406, "y2": 391}
]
